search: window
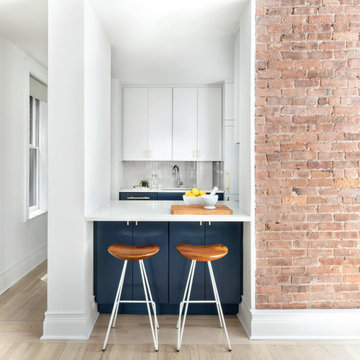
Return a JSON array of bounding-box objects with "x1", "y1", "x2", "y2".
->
[
  {"x1": 28, "y1": 76, "x2": 47, "y2": 218},
  {"x1": 29, "y1": 96, "x2": 40, "y2": 210}
]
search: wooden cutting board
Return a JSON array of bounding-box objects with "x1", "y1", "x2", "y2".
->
[{"x1": 171, "y1": 205, "x2": 233, "y2": 215}]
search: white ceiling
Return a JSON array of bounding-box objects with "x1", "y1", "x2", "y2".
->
[
  {"x1": 90, "y1": 0, "x2": 245, "y2": 84},
  {"x1": 0, "y1": 0, "x2": 47, "y2": 67},
  {"x1": 0, "y1": 0, "x2": 244, "y2": 83}
]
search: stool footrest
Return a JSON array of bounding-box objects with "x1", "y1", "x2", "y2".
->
[
  {"x1": 117, "y1": 300, "x2": 156, "y2": 304},
  {"x1": 180, "y1": 300, "x2": 217, "y2": 304}
]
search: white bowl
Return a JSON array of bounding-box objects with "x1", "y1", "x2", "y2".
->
[
  {"x1": 183, "y1": 195, "x2": 204, "y2": 205},
  {"x1": 201, "y1": 195, "x2": 218, "y2": 209}
]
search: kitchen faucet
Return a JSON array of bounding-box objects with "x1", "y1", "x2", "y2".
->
[{"x1": 172, "y1": 165, "x2": 183, "y2": 188}]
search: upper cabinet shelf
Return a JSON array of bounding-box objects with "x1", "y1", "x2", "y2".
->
[{"x1": 122, "y1": 86, "x2": 222, "y2": 161}]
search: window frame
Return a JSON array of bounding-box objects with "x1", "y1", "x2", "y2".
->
[{"x1": 29, "y1": 95, "x2": 41, "y2": 213}]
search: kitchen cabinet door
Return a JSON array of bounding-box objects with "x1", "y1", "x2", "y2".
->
[
  {"x1": 123, "y1": 88, "x2": 148, "y2": 160},
  {"x1": 197, "y1": 87, "x2": 222, "y2": 161},
  {"x1": 132, "y1": 222, "x2": 168, "y2": 303},
  {"x1": 204, "y1": 222, "x2": 242, "y2": 303},
  {"x1": 173, "y1": 88, "x2": 198, "y2": 161},
  {"x1": 94, "y1": 222, "x2": 133, "y2": 305},
  {"x1": 119, "y1": 192, "x2": 158, "y2": 200},
  {"x1": 157, "y1": 192, "x2": 184, "y2": 200},
  {"x1": 169, "y1": 222, "x2": 205, "y2": 303},
  {"x1": 148, "y1": 88, "x2": 172, "y2": 160}
]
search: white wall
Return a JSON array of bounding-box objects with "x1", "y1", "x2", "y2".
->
[
  {"x1": 235, "y1": 0, "x2": 256, "y2": 311},
  {"x1": 110, "y1": 79, "x2": 122, "y2": 199},
  {"x1": 44, "y1": 0, "x2": 111, "y2": 339},
  {"x1": 84, "y1": 2, "x2": 111, "y2": 213},
  {"x1": 0, "y1": 35, "x2": 47, "y2": 295}
]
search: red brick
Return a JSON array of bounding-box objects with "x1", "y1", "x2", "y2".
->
[{"x1": 255, "y1": 0, "x2": 360, "y2": 310}]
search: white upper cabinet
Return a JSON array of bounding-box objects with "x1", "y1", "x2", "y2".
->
[
  {"x1": 123, "y1": 86, "x2": 222, "y2": 161},
  {"x1": 148, "y1": 88, "x2": 172, "y2": 161},
  {"x1": 173, "y1": 88, "x2": 198, "y2": 161},
  {"x1": 123, "y1": 88, "x2": 148, "y2": 160},
  {"x1": 197, "y1": 87, "x2": 222, "y2": 161}
]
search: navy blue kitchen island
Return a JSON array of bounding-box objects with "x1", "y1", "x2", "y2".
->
[{"x1": 87, "y1": 200, "x2": 250, "y2": 315}]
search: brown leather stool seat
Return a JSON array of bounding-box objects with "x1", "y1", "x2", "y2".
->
[
  {"x1": 176, "y1": 243, "x2": 228, "y2": 262},
  {"x1": 108, "y1": 244, "x2": 159, "y2": 261}
]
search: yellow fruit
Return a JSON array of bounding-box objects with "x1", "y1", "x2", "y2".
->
[
  {"x1": 199, "y1": 190, "x2": 206, "y2": 196},
  {"x1": 192, "y1": 188, "x2": 200, "y2": 196},
  {"x1": 185, "y1": 191, "x2": 192, "y2": 196}
]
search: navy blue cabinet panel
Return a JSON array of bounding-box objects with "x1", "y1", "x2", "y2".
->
[
  {"x1": 132, "y1": 222, "x2": 168, "y2": 303},
  {"x1": 169, "y1": 222, "x2": 205, "y2": 303},
  {"x1": 204, "y1": 222, "x2": 242, "y2": 303},
  {"x1": 157, "y1": 192, "x2": 184, "y2": 201},
  {"x1": 217, "y1": 192, "x2": 224, "y2": 201},
  {"x1": 95, "y1": 221, "x2": 242, "y2": 314},
  {"x1": 120, "y1": 191, "x2": 224, "y2": 201},
  {"x1": 158, "y1": 192, "x2": 223, "y2": 200},
  {"x1": 94, "y1": 222, "x2": 132, "y2": 303},
  {"x1": 119, "y1": 192, "x2": 158, "y2": 200}
]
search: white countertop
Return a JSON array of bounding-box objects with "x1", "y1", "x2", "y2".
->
[
  {"x1": 85, "y1": 200, "x2": 251, "y2": 222},
  {"x1": 120, "y1": 188, "x2": 224, "y2": 193}
]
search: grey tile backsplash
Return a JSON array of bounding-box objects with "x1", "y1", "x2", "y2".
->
[{"x1": 122, "y1": 161, "x2": 223, "y2": 190}]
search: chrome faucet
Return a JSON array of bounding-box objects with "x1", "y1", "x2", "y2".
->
[{"x1": 172, "y1": 165, "x2": 183, "y2": 188}]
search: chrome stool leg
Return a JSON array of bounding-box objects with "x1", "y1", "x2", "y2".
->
[
  {"x1": 140, "y1": 260, "x2": 159, "y2": 329},
  {"x1": 208, "y1": 261, "x2": 232, "y2": 351},
  {"x1": 112, "y1": 261, "x2": 128, "y2": 329},
  {"x1": 103, "y1": 260, "x2": 128, "y2": 351},
  {"x1": 177, "y1": 260, "x2": 196, "y2": 351},
  {"x1": 139, "y1": 260, "x2": 159, "y2": 351},
  {"x1": 207, "y1": 262, "x2": 223, "y2": 329},
  {"x1": 176, "y1": 260, "x2": 195, "y2": 329}
]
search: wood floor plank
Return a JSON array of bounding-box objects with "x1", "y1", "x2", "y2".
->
[{"x1": 1, "y1": 261, "x2": 360, "y2": 359}]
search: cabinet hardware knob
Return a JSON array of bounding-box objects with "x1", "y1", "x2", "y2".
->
[
  {"x1": 126, "y1": 221, "x2": 129, "y2": 226},
  {"x1": 209, "y1": 221, "x2": 211, "y2": 226},
  {"x1": 200, "y1": 221, "x2": 202, "y2": 226},
  {"x1": 135, "y1": 221, "x2": 138, "y2": 226}
]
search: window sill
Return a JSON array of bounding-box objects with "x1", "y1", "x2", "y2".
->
[{"x1": 29, "y1": 209, "x2": 47, "y2": 220}]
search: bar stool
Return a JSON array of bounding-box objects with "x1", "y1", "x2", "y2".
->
[
  {"x1": 176, "y1": 243, "x2": 232, "y2": 351},
  {"x1": 102, "y1": 244, "x2": 160, "y2": 351}
]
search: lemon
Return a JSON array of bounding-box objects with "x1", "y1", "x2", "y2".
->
[
  {"x1": 185, "y1": 191, "x2": 192, "y2": 196},
  {"x1": 199, "y1": 190, "x2": 206, "y2": 196},
  {"x1": 192, "y1": 188, "x2": 200, "y2": 196},
  {"x1": 187, "y1": 192, "x2": 195, "y2": 197}
]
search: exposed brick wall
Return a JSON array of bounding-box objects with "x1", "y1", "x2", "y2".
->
[{"x1": 255, "y1": 0, "x2": 360, "y2": 309}]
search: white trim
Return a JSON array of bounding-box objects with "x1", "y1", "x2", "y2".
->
[
  {"x1": 0, "y1": 244, "x2": 47, "y2": 296},
  {"x1": 42, "y1": 299, "x2": 99, "y2": 340},
  {"x1": 29, "y1": 209, "x2": 47, "y2": 220},
  {"x1": 120, "y1": 83, "x2": 223, "y2": 88},
  {"x1": 249, "y1": 0, "x2": 257, "y2": 311},
  {"x1": 238, "y1": 299, "x2": 360, "y2": 339}
]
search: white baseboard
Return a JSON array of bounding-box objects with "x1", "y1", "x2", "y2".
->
[
  {"x1": 238, "y1": 297, "x2": 360, "y2": 339},
  {"x1": 41, "y1": 298, "x2": 99, "y2": 340},
  {"x1": 0, "y1": 243, "x2": 47, "y2": 296}
]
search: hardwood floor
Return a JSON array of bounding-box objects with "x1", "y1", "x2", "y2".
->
[{"x1": 1, "y1": 262, "x2": 360, "y2": 359}]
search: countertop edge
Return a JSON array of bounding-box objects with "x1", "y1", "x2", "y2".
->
[{"x1": 85, "y1": 200, "x2": 252, "y2": 222}]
